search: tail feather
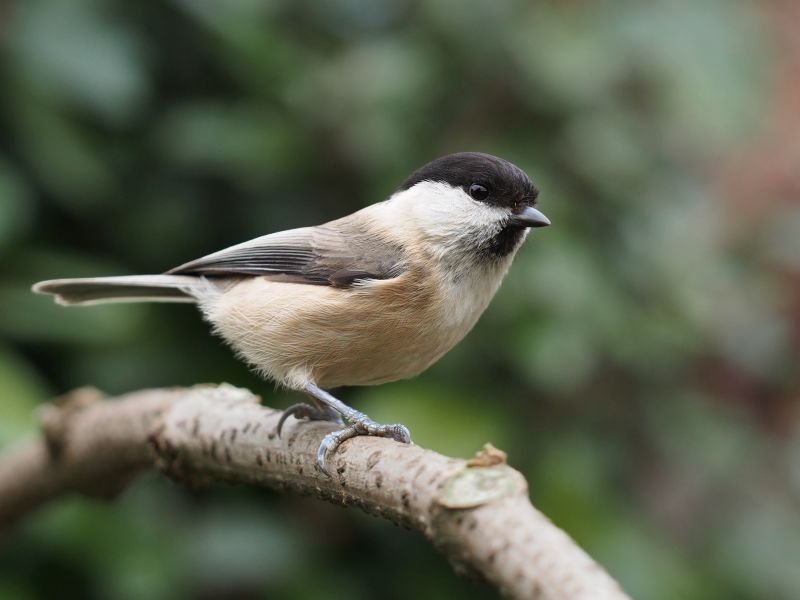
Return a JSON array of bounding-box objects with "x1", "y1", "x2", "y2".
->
[{"x1": 32, "y1": 275, "x2": 207, "y2": 306}]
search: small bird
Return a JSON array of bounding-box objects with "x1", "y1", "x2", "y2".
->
[{"x1": 33, "y1": 152, "x2": 549, "y2": 474}]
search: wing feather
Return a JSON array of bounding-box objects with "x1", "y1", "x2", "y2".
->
[{"x1": 167, "y1": 218, "x2": 406, "y2": 287}]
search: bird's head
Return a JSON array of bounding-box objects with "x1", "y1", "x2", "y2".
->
[{"x1": 389, "y1": 152, "x2": 549, "y2": 262}]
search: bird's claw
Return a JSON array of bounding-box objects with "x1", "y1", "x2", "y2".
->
[
  {"x1": 316, "y1": 418, "x2": 412, "y2": 476},
  {"x1": 292, "y1": 383, "x2": 412, "y2": 477},
  {"x1": 357, "y1": 420, "x2": 411, "y2": 443},
  {"x1": 276, "y1": 402, "x2": 343, "y2": 437}
]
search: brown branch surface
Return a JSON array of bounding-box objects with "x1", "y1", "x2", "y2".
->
[{"x1": 0, "y1": 384, "x2": 630, "y2": 600}]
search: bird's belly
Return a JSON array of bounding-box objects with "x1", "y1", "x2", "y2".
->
[
  {"x1": 202, "y1": 272, "x2": 488, "y2": 390},
  {"x1": 312, "y1": 315, "x2": 465, "y2": 388}
]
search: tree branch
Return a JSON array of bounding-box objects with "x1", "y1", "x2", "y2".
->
[{"x1": 0, "y1": 384, "x2": 629, "y2": 600}]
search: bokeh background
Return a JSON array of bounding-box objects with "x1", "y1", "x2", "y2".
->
[{"x1": 1, "y1": 1, "x2": 799, "y2": 598}]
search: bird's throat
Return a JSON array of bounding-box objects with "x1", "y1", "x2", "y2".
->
[{"x1": 479, "y1": 225, "x2": 527, "y2": 261}]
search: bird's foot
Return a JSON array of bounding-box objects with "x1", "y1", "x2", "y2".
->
[
  {"x1": 276, "y1": 402, "x2": 343, "y2": 437},
  {"x1": 317, "y1": 413, "x2": 411, "y2": 476},
  {"x1": 301, "y1": 383, "x2": 412, "y2": 476}
]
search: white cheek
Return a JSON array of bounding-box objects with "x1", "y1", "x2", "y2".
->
[{"x1": 388, "y1": 181, "x2": 508, "y2": 249}]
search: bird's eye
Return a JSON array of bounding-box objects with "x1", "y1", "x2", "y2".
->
[{"x1": 469, "y1": 183, "x2": 489, "y2": 201}]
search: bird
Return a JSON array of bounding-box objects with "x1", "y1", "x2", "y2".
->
[{"x1": 33, "y1": 152, "x2": 550, "y2": 475}]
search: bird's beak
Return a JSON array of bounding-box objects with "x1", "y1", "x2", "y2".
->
[{"x1": 508, "y1": 206, "x2": 550, "y2": 228}]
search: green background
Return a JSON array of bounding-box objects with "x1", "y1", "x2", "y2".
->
[{"x1": 1, "y1": 1, "x2": 799, "y2": 598}]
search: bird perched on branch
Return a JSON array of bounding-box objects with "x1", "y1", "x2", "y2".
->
[{"x1": 33, "y1": 152, "x2": 550, "y2": 474}]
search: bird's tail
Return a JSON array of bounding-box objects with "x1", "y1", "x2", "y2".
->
[{"x1": 32, "y1": 275, "x2": 210, "y2": 306}]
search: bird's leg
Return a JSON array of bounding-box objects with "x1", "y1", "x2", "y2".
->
[
  {"x1": 276, "y1": 395, "x2": 343, "y2": 438},
  {"x1": 303, "y1": 383, "x2": 412, "y2": 476}
]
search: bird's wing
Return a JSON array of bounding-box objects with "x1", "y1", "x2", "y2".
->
[{"x1": 167, "y1": 218, "x2": 406, "y2": 288}]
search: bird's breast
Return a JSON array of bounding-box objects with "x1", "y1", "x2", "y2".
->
[{"x1": 202, "y1": 259, "x2": 510, "y2": 390}]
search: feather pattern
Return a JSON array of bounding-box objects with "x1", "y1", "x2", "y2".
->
[{"x1": 167, "y1": 218, "x2": 407, "y2": 287}]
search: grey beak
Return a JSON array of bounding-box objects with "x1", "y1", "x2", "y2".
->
[{"x1": 509, "y1": 206, "x2": 551, "y2": 228}]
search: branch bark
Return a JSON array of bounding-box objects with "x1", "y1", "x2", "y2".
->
[{"x1": 0, "y1": 384, "x2": 629, "y2": 600}]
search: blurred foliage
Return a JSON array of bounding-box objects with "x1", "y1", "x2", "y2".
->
[{"x1": 1, "y1": 0, "x2": 799, "y2": 598}]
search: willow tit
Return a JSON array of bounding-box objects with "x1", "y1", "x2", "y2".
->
[{"x1": 33, "y1": 152, "x2": 550, "y2": 474}]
